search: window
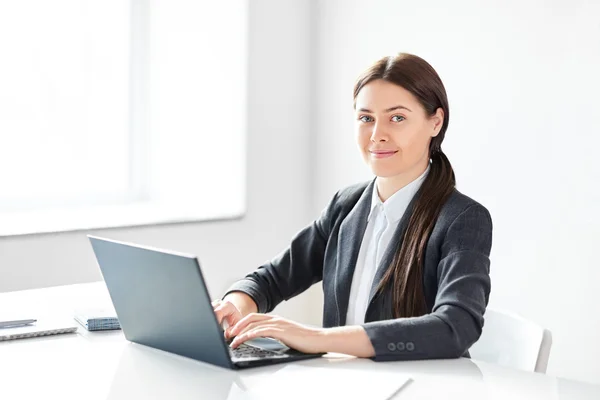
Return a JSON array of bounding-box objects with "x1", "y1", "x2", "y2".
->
[{"x1": 0, "y1": 0, "x2": 247, "y2": 236}]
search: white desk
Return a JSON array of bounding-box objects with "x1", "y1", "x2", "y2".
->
[{"x1": 1, "y1": 283, "x2": 599, "y2": 400}]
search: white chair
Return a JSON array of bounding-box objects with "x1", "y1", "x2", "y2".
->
[{"x1": 469, "y1": 309, "x2": 553, "y2": 373}]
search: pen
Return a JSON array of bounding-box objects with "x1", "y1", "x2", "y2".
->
[{"x1": 0, "y1": 319, "x2": 37, "y2": 329}]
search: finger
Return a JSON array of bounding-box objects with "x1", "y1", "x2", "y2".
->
[
  {"x1": 222, "y1": 319, "x2": 230, "y2": 332},
  {"x1": 224, "y1": 317, "x2": 239, "y2": 337},
  {"x1": 213, "y1": 304, "x2": 227, "y2": 324},
  {"x1": 211, "y1": 299, "x2": 222, "y2": 307},
  {"x1": 225, "y1": 315, "x2": 239, "y2": 327},
  {"x1": 230, "y1": 313, "x2": 274, "y2": 337},
  {"x1": 224, "y1": 313, "x2": 246, "y2": 337},
  {"x1": 233, "y1": 320, "x2": 278, "y2": 338},
  {"x1": 231, "y1": 327, "x2": 285, "y2": 349},
  {"x1": 214, "y1": 303, "x2": 236, "y2": 324}
]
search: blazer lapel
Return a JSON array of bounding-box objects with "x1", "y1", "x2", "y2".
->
[
  {"x1": 334, "y1": 179, "x2": 375, "y2": 326},
  {"x1": 366, "y1": 191, "x2": 420, "y2": 311}
]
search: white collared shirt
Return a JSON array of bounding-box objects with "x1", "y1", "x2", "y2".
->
[{"x1": 345, "y1": 167, "x2": 429, "y2": 325}]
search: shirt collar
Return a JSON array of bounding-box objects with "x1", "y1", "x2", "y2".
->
[{"x1": 368, "y1": 166, "x2": 430, "y2": 224}]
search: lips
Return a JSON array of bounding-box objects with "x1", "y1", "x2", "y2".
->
[{"x1": 369, "y1": 149, "x2": 398, "y2": 159}]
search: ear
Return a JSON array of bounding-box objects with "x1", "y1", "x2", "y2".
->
[{"x1": 431, "y1": 108, "x2": 444, "y2": 137}]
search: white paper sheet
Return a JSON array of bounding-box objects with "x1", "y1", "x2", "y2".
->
[{"x1": 239, "y1": 364, "x2": 411, "y2": 400}]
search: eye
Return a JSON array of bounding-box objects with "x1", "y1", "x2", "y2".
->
[
  {"x1": 391, "y1": 115, "x2": 405, "y2": 122},
  {"x1": 358, "y1": 115, "x2": 374, "y2": 123}
]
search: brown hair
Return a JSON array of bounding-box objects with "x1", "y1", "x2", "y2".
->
[{"x1": 353, "y1": 53, "x2": 455, "y2": 318}]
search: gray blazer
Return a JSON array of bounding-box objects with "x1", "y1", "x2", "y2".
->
[{"x1": 226, "y1": 179, "x2": 493, "y2": 361}]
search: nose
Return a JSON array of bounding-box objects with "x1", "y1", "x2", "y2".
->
[{"x1": 370, "y1": 123, "x2": 388, "y2": 142}]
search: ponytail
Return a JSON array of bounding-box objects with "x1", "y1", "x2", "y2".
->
[{"x1": 375, "y1": 149, "x2": 455, "y2": 318}]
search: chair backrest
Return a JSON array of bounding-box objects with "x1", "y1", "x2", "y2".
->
[{"x1": 469, "y1": 309, "x2": 553, "y2": 373}]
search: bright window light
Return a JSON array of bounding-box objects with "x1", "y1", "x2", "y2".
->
[{"x1": 0, "y1": 0, "x2": 247, "y2": 236}]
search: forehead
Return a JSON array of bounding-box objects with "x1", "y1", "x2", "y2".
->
[{"x1": 355, "y1": 79, "x2": 419, "y2": 111}]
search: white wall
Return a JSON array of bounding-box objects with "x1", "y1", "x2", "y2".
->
[
  {"x1": 312, "y1": 0, "x2": 600, "y2": 385},
  {"x1": 0, "y1": 0, "x2": 318, "y2": 323}
]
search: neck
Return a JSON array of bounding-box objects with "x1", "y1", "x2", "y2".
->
[{"x1": 376, "y1": 158, "x2": 429, "y2": 202}]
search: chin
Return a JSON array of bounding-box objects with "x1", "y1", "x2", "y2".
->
[{"x1": 369, "y1": 165, "x2": 401, "y2": 178}]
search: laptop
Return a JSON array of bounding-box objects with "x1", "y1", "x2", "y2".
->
[{"x1": 88, "y1": 235, "x2": 324, "y2": 369}]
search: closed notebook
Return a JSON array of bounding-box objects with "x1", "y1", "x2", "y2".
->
[
  {"x1": 0, "y1": 319, "x2": 78, "y2": 341},
  {"x1": 74, "y1": 310, "x2": 121, "y2": 331}
]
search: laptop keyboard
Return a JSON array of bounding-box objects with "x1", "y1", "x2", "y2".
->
[{"x1": 230, "y1": 343, "x2": 285, "y2": 359}]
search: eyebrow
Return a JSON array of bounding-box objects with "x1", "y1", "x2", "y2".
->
[{"x1": 357, "y1": 105, "x2": 412, "y2": 113}]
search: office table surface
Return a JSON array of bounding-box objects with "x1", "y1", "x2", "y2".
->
[{"x1": 1, "y1": 283, "x2": 599, "y2": 400}]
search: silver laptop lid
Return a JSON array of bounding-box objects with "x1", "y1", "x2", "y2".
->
[{"x1": 88, "y1": 235, "x2": 234, "y2": 369}]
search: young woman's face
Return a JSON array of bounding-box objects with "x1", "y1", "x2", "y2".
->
[{"x1": 354, "y1": 79, "x2": 443, "y2": 178}]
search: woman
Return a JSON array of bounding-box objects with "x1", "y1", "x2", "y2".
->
[{"x1": 213, "y1": 53, "x2": 492, "y2": 361}]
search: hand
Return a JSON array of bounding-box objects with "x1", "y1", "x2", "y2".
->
[
  {"x1": 228, "y1": 313, "x2": 327, "y2": 354},
  {"x1": 212, "y1": 299, "x2": 243, "y2": 336}
]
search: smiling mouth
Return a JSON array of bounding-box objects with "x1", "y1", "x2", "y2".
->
[{"x1": 370, "y1": 150, "x2": 398, "y2": 159}]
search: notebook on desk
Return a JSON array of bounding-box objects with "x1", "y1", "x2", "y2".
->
[
  {"x1": 74, "y1": 309, "x2": 121, "y2": 331},
  {"x1": 0, "y1": 319, "x2": 78, "y2": 342}
]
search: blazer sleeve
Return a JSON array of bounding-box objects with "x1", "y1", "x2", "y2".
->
[
  {"x1": 224, "y1": 191, "x2": 340, "y2": 314},
  {"x1": 361, "y1": 203, "x2": 493, "y2": 361}
]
